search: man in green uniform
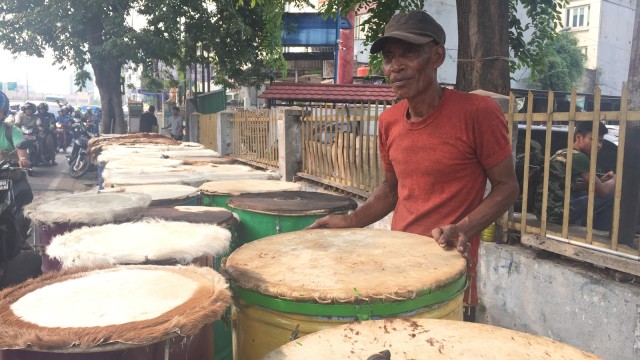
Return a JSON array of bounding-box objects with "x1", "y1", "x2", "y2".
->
[{"x1": 534, "y1": 121, "x2": 615, "y2": 231}]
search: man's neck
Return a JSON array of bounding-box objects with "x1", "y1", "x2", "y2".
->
[{"x1": 405, "y1": 86, "x2": 444, "y2": 122}]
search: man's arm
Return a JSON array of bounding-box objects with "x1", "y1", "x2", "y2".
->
[
  {"x1": 307, "y1": 170, "x2": 399, "y2": 229},
  {"x1": 432, "y1": 156, "x2": 519, "y2": 256},
  {"x1": 576, "y1": 172, "x2": 616, "y2": 196}
]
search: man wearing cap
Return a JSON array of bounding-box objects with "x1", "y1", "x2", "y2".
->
[{"x1": 309, "y1": 11, "x2": 519, "y2": 315}]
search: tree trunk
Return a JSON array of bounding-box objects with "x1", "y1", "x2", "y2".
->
[
  {"x1": 617, "y1": 0, "x2": 640, "y2": 247},
  {"x1": 455, "y1": 0, "x2": 510, "y2": 94},
  {"x1": 92, "y1": 61, "x2": 126, "y2": 134}
]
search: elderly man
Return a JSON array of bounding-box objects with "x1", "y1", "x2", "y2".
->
[{"x1": 309, "y1": 11, "x2": 519, "y2": 317}]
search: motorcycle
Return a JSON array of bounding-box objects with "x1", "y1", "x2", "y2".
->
[
  {"x1": 67, "y1": 120, "x2": 94, "y2": 179},
  {"x1": 0, "y1": 141, "x2": 37, "y2": 288},
  {"x1": 36, "y1": 125, "x2": 56, "y2": 165},
  {"x1": 55, "y1": 122, "x2": 69, "y2": 153},
  {"x1": 19, "y1": 126, "x2": 36, "y2": 175}
]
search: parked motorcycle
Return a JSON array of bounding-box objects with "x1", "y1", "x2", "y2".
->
[{"x1": 67, "y1": 120, "x2": 94, "y2": 179}]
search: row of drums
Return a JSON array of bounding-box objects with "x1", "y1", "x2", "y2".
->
[{"x1": 0, "y1": 179, "x2": 600, "y2": 359}]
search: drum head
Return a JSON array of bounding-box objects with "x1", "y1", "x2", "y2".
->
[
  {"x1": 199, "y1": 179, "x2": 301, "y2": 196},
  {"x1": 46, "y1": 219, "x2": 231, "y2": 268},
  {"x1": 113, "y1": 184, "x2": 198, "y2": 202},
  {"x1": 263, "y1": 318, "x2": 601, "y2": 359},
  {"x1": 24, "y1": 192, "x2": 152, "y2": 225},
  {"x1": 227, "y1": 191, "x2": 357, "y2": 215},
  {"x1": 141, "y1": 206, "x2": 237, "y2": 228},
  {"x1": 0, "y1": 265, "x2": 230, "y2": 351},
  {"x1": 225, "y1": 229, "x2": 466, "y2": 303}
]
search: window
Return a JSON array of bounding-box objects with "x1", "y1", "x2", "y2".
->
[
  {"x1": 354, "y1": 14, "x2": 370, "y2": 40},
  {"x1": 566, "y1": 6, "x2": 590, "y2": 28}
]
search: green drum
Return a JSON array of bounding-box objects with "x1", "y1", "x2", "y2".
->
[
  {"x1": 227, "y1": 191, "x2": 358, "y2": 244},
  {"x1": 199, "y1": 179, "x2": 302, "y2": 210},
  {"x1": 140, "y1": 205, "x2": 238, "y2": 360}
]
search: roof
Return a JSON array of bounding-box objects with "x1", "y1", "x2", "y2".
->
[{"x1": 259, "y1": 82, "x2": 397, "y2": 103}]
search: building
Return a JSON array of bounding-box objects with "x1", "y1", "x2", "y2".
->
[{"x1": 561, "y1": 0, "x2": 636, "y2": 96}]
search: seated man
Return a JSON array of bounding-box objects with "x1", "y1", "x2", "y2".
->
[{"x1": 534, "y1": 121, "x2": 615, "y2": 231}]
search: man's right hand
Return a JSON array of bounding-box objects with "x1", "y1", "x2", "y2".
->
[
  {"x1": 306, "y1": 214, "x2": 356, "y2": 229},
  {"x1": 18, "y1": 158, "x2": 30, "y2": 169}
]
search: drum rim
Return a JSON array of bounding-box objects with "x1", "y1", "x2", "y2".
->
[{"x1": 230, "y1": 275, "x2": 467, "y2": 320}]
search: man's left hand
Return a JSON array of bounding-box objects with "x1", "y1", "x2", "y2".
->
[{"x1": 432, "y1": 224, "x2": 469, "y2": 259}]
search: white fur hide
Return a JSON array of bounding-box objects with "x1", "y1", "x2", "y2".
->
[{"x1": 46, "y1": 219, "x2": 231, "y2": 268}]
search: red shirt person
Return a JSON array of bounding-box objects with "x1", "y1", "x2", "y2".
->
[{"x1": 308, "y1": 11, "x2": 519, "y2": 308}]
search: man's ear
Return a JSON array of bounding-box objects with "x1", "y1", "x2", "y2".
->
[{"x1": 432, "y1": 44, "x2": 446, "y2": 68}]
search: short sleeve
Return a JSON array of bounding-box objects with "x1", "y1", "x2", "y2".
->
[
  {"x1": 11, "y1": 125, "x2": 25, "y2": 146},
  {"x1": 473, "y1": 97, "x2": 512, "y2": 170},
  {"x1": 572, "y1": 152, "x2": 590, "y2": 175}
]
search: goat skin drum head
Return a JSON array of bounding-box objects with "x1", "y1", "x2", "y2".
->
[{"x1": 263, "y1": 318, "x2": 602, "y2": 360}]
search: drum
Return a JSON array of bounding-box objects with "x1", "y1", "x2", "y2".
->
[
  {"x1": 0, "y1": 265, "x2": 231, "y2": 360},
  {"x1": 263, "y1": 318, "x2": 601, "y2": 359},
  {"x1": 107, "y1": 184, "x2": 200, "y2": 207},
  {"x1": 224, "y1": 229, "x2": 467, "y2": 360},
  {"x1": 199, "y1": 179, "x2": 302, "y2": 209},
  {"x1": 139, "y1": 206, "x2": 239, "y2": 360},
  {"x1": 24, "y1": 192, "x2": 152, "y2": 273},
  {"x1": 45, "y1": 219, "x2": 232, "y2": 269},
  {"x1": 227, "y1": 190, "x2": 357, "y2": 243}
]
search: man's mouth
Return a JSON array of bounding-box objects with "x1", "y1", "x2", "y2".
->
[{"x1": 391, "y1": 77, "x2": 411, "y2": 86}]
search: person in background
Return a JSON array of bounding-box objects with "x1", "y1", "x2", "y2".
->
[
  {"x1": 36, "y1": 103, "x2": 57, "y2": 165},
  {"x1": 308, "y1": 10, "x2": 519, "y2": 320},
  {"x1": 139, "y1": 105, "x2": 158, "y2": 133},
  {"x1": 162, "y1": 106, "x2": 184, "y2": 140},
  {"x1": 534, "y1": 121, "x2": 615, "y2": 232}
]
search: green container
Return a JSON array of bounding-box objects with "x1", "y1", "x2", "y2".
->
[
  {"x1": 201, "y1": 193, "x2": 232, "y2": 210},
  {"x1": 227, "y1": 191, "x2": 358, "y2": 244}
]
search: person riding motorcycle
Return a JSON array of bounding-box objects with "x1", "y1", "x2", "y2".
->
[
  {"x1": 13, "y1": 102, "x2": 39, "y2": 165},
  {"x1": 36, "y1": 103, "x2": 57, "y2": 165},
  {"x1": 56, "y1": 106, "x2": 72, "y2": 151},
  {"x1": 0, "y1": 91, "x2": 40, "y2": 289}
]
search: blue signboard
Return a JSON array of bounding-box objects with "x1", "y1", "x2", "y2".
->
[{"x1": 281, "y1": 13, "x2": 340, "y2": 47}]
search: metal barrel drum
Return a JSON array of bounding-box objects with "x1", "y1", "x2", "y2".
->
[
  {"x1": 223, "y1": 229, "x2": 468, "y2": 360},
  {"x1": 44, "y1": 220, "x2": 233, "y2": 360},
  {"x1": 0, "y1": 265, "x2": 231, "y2": 360},
  {"x1": 199, "y1": 179, "x2": 302, "y2": 210},
  {"x1": 107, "y1": 184, "x2": 200, "y2": 207},
  {"x1": 263, "y1": 318, "x2": 602, "y2": 359},
  {"x1": 140, "y1": 205, "x2": 239, "y2": 360},
  {"x1": 226, "y1": 191, "x2": 358, "y2": 244},
  {"x1": 24, "y1": 192, "x2": 152, "y2": 273}
]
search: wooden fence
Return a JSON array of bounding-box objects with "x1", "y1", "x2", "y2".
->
[
  {"x1": 231, "y1": 109, "x2": 278, "y2": 168},
  {"x1": 299, "y1": 101, "x2": 393, "y2": 196}
]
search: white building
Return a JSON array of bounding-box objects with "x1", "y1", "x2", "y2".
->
[{"x1": 561, "y1": 0, "x2": 636, "y2": 95}]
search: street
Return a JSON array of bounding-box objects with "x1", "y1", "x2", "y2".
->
[{"x1": 28, "y1": 152, "x2": 96, "y2": 201}]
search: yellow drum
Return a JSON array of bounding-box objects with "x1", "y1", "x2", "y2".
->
[
  {"x1": 0, "y1": 265, "x2": 231, "y2": 360},
  {"x1": 263, "y1": 318, "x2": 601, "y2": 359},
  {"x1": 224, "y1": 229, "x2": 467, "y2": 360}
]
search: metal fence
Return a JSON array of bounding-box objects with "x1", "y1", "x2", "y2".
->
[
  {"x1": 504, "y1": 85, "x2": 640, "y2": 275},
  {"x1": 231, "y1": 109, "x2": 278, "y2": 168},
  {"x1": 299, "y1": 101, "x2": 393, "y2": 196}
]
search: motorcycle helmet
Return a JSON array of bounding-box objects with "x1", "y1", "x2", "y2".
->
[
  {"x1": 21, "y1": 102, "x2": 36, "y2": 113},
  {"x1": 0, "y1": 91, "x2": 9, "y2": 121},
  {"x1": 37, "y1": 102, "x2": 49, "y2": 112}
]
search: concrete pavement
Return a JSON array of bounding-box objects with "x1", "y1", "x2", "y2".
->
[{"x1": 27, "y1": 151, "x2": 96, "y2": 200}]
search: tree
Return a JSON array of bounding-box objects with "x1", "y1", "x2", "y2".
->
[
  {"x1": 455, "y1": 0, "x2": 510, "y2": 93},
  {"x1": 0, "y1": 0, "x2": 280, "y2": 133},
  {"x1": 320, "y1": 0, "x2": 567, "y2": 94},
  {"x1": 531, "y1": 32, "x2": 586, "y2": 91}
]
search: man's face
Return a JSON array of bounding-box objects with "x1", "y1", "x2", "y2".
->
[
  {"x1": 381, "y1": 40, "x2": 443, "y2": 100},
  {"x1": 575, "y1": 132, "x2": 603, "y2": 154}
]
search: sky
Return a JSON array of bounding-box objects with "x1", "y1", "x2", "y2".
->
[{"x1": 1, "y1": 48, "x2": 77, "y2": 96}]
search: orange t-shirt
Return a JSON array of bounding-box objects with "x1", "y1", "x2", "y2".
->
[{"x1": 378, "y1": 88, "x2": 512, "y2": 305}]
